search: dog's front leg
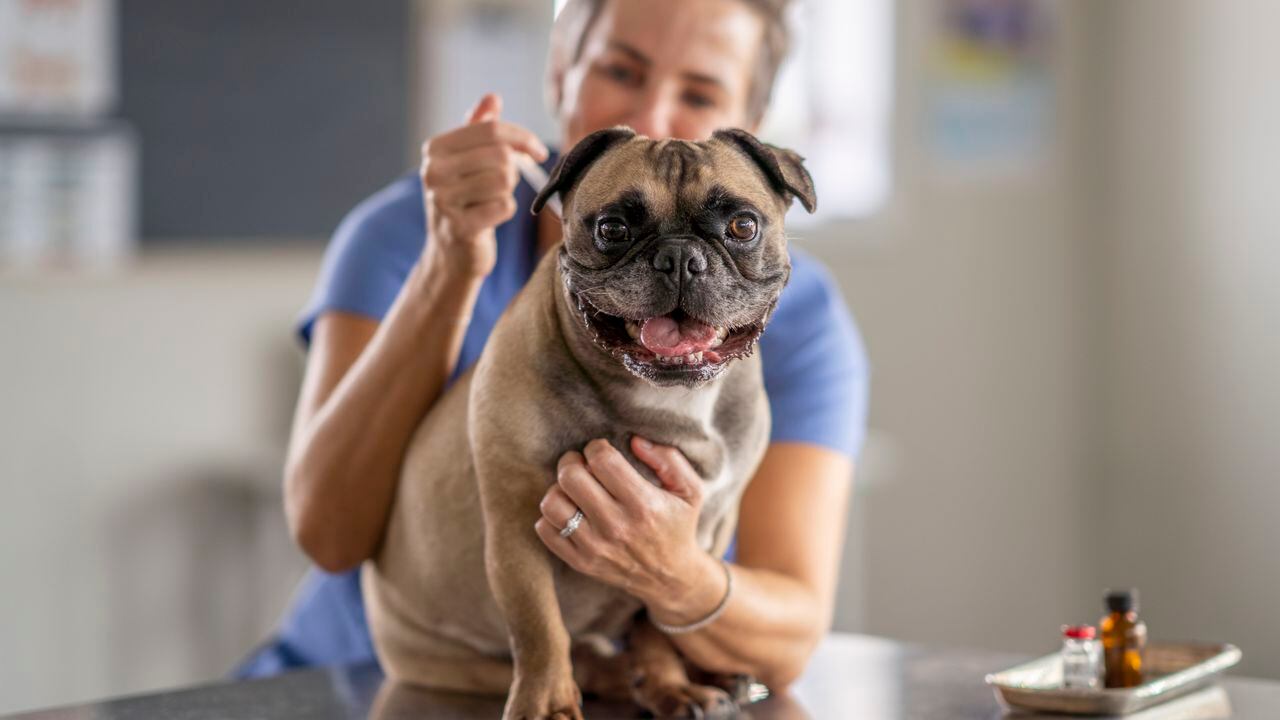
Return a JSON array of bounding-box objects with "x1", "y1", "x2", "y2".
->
[{"x1": 479, "y1": 460, "x2": 582, "y2": 720}]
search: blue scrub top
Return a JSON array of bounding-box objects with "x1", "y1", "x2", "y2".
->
[{"x1": 235, "y1": 154, "x2": 870, "y2": 678}]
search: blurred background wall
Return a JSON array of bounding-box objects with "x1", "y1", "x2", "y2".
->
[
  {"x1": 824, "y1": 0, "x2": 1098, "y2": 655},
  {"x1": 2, "y1": 0, "x2": 1279, "y2": 714},
  {"x1": 1096, "y1": 0, "x2": 1280, "y2": 683}
]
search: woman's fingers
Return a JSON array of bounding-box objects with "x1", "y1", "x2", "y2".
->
[
  {"x1": 428, "y1": 118, "x2": 549, "y2": 162},
  {"x1": 434, "y1": 167, "x2": 516, "y2": 210},
  {"x1": 534, "y1": 518, "x2": 593, "y2": 572},
  {"x1": 414, "y1": 93, "x2": 544, "y2": 279},
  {"x1": 537, "y1": 441, "x2": 708, "y2": 596},
  {"x1": 460, "y1": 196, "x2": 518, "y2": 229},
  {"x1": 423, "y1": 144, "x2": 515, "y2": 187},
  {"x1": 631, "y1": 436, "x2": 703, "y2": 505},
  {"x1": 538, "y1": 483, "x2": 580, "y2": 530},
  {"x1": 418, "y1": 95, "x2": 545, "y2": 249},
  {"x1": 556, "y1": 450, "x2": 621, "y2": 529},
  {"x1": 465, "y1": 92, "x2": 502, "y2": 125},
  {"x1": 582, "y1": 438, "x2": 649, "y2": 508}
]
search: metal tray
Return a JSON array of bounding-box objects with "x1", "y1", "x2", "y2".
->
[{"x1": 986, "y1": 642, "x2": 1242, "y2": 716}]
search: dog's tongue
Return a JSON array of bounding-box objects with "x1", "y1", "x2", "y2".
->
[{"x1": 639, "y1": 315, "x2": 717, "y2": 356}]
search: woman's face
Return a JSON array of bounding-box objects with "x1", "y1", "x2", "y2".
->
[{"x1": 555, "y1": 0, "x2": 765, "y2": 148}]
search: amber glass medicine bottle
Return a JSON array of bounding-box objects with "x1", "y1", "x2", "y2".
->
[{"x1": 1100, "y1": 589, "x2": 1148, "y2": 688}]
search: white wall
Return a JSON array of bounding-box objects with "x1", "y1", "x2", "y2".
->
[
  {"x1": 0, "y1": 247, "x2": 318, "y2": 713},
  {"x1": 815, "y1": 0, "x2": 1100, "y2": 653},
  {"x1": 823, "y1": 1, "x2": 1280, "y2": 681},
  {"x1": 1098, "y1": 0, "x2": 1280, "y2": 679}
]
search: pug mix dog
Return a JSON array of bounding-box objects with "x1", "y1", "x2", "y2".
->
[{"x1": 363, "y1": 127, "x2": 816, "y2": 719}]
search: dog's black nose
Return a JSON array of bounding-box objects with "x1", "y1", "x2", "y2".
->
[{"x1": 652, "y1": 239, "x2": 707, "y2": 285}]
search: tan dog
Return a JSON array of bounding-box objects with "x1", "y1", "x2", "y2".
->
[{"x1": 363, "y1": 127, "x2": 816, "y2": 719}]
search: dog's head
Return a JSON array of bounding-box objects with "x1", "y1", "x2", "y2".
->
[{"x1": 533, "y1": 127, "x2": 816, "y2": 387}]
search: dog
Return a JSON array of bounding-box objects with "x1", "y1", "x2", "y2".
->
[{"x1": 362, "y1": 126, "x2": 816, "y2": 719}]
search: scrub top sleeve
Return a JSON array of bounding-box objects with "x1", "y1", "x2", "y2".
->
[
  {"x1": 296, "y1": 175, "x2": 425, "y2": 347},
  {"x1": 762, "y1": 256, "x2": 870, "y2": 461}
]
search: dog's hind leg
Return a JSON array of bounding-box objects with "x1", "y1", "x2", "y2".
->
[
  {"x1": 628, "y1": 617, "x2": 738, "y2": 719},
  {"x1": 571, "y1": 637, "x2": 634, "y2": 702}
]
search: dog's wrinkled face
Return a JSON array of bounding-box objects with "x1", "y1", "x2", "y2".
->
[{"x1": 534, "y1": 128, "x2": 816, "y2": 387}]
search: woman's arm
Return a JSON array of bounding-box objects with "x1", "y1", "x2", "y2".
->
[
  {"x1": 285, "y1": 94, "x2": 548, "y2": 572},
  {"x1": 649, "y1": 443, "x2": 853, "y2": 690},
  {"x1": 535, "y1": 439, "x2": 853, "y2": 691},
  {"x1": 284, "y1": 261, "x2": 484, "y2": 573}
]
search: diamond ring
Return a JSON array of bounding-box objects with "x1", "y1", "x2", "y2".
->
[{"x1": 560, "y1": 510, "x2": 584, "y2": 538}]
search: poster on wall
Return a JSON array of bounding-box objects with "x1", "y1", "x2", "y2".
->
[
  {"x1": 0, "y1": 0, "x2": 134, "y2": 270},
  {"x1": 0, "y1": 127, "x2": 138, "y2": 270},
  {"x1": 0, "y1": 0, "x2": 117, "y2": 118},
  {"x1": 757, "y1": 0, "x2": 894, "y2": 223},
  {"x1": 926, "y1": 0, "x2": 1053, "y2": 178}
]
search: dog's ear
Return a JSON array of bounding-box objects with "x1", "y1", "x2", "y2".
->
[
  {"x1": 532, "y1": 126, "x2": 637, "y2": 214},
  {"x1": 712, "y1": 128, "x2": 817, "y2": 214}
]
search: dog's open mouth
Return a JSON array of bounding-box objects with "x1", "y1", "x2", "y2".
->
[{"x1": 573, "y1": 293, "x2": 765, "y2": 373}]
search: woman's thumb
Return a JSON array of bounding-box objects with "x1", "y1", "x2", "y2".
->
[{"x1": 466, "y1": 93, "x2": 502, "y2": 125}]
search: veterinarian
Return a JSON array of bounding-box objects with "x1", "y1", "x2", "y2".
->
[{"x1": 238, "y1": 0, "x2": 868, "y2": 692}]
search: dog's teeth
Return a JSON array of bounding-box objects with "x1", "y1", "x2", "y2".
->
[
  {"x1": 715, "y1": 326, "x2": 729, "y2": 340},
  {"x1": 686, "y1": 352, "x2": 702, "y2": 364},
  {"x1": 709, "y1": 336, "x2": 723, "y2": 349},
  {"x1": 625, "y1": 321, "x2": 641, "y2": 340},
  {"x1": 671, "y1": 355, "x2": 683, "y2": 365}
]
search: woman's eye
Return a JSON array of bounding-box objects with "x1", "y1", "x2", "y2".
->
[
  {"x1": 597, "y1": 219, "x2": 629, "y2": 242},
  {"x1": 682, "y1": 92, "x2": 716, "y2": 109},
  {"x1": 603, "y1": 63, "x2": 641, "y2": 86},
  {"x1": 727, "y1": 215, "x2": 758, "y2": 241}
]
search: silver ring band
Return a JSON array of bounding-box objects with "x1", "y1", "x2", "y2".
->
[{"x1": 559, "y1": 510, "x2": 584, "y2": 538}]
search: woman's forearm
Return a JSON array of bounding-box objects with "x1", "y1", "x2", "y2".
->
[
  {"x1": 284, "y1": 249, "x2": 485, "y2": 572},
  {"x1": 647, "y1": 553, "x2": 830, "y2": 691}
]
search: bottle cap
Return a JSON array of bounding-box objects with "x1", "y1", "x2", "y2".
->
[
  {"x1": 1105, "y1": 588, "x2": 1139, "y2": 613},
  {"x1": 1062, "y1": 624, "x2": 1097, "y2": 639}
]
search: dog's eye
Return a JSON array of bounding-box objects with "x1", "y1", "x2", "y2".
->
[
  {"x1": 727, "y1": 215, "x2": 758, "y2": 241},
  {"x1": 597, "y1": 218, "x2": 629, "y2": 243}
]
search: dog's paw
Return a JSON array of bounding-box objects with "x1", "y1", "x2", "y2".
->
[
  {"x1": 634, "y1": 677, "x2": 738, "y2": 719},
  {"x1": 503, "y1": 671, "x2": 584, "y2": 720},
  {"x1": 692, "y1": 672, "x2": 759, "y2": 705}
]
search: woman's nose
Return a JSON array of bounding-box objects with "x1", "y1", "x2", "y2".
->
[{"x1": 623, "y1": 87, "x2": 673, "y2": 139}]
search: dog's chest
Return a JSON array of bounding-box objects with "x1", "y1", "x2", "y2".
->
[
  {"x1": 553, "y1": 375, "x2": 765, "y2": 640},
  {"x1": 609, "y1": 379, "x2": 757, "y2": 545},
  {"x1": 627, "y1": 383, "x2": 730, "y2": 487}
]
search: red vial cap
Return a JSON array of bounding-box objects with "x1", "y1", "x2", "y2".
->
[{"x1": 1061, "y1": 625, "x2": 1096, "y2": 639}]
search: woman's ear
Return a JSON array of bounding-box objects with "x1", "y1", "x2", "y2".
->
[{"x1": 546, "y1": 67, "x2": 565, "y2": 119}]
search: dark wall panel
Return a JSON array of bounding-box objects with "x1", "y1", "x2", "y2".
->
[{"x1": 119, "y1": 0, "x2": 409, "y2": 241}]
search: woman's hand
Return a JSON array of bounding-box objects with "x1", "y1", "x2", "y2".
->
[
  {"x1": 420, "y1": 92, "x2": 549, "y2": 279},
  {"x1": 534, "y1": 436, "x2": 712, "y2": 607}
]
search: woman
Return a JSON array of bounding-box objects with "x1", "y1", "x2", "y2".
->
[{"x1": 239, "y1": 0, "x2": 868, "y2": 692}]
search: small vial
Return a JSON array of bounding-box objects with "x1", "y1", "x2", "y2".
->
[
  {"x1": 1061, "y1": 625, "x2": 1102, "y2": 689},
  {"x1": 1100, "y1": 588, "x2": 1148, "y2": 688}
]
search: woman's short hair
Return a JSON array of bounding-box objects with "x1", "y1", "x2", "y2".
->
[{"x1": 547, "y1": 0, "x2": 793, "y2": 126}]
